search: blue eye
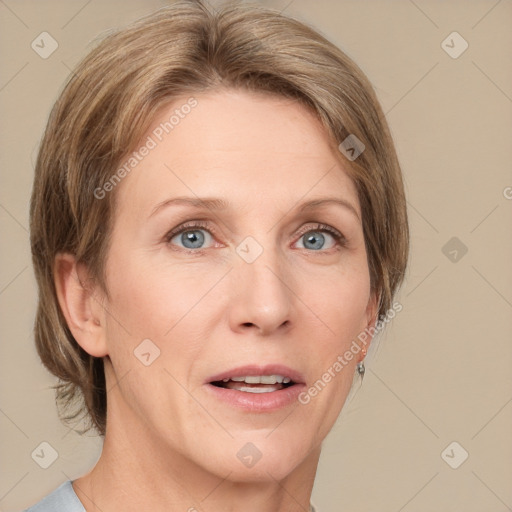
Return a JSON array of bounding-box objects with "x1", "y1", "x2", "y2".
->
[
  {"x1": 295, "y1": 227, "x2": 341, "y2": 251},
  {"x1": 168, "y1": 225, "x2": 214, "y2": 250},
  {"x1": 166, "y1": 222, "x2": 345, "y2": 253}
]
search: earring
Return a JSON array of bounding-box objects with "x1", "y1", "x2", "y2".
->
[{"x1": 357, "y1": 347, "x2": 367, "y2": 379}]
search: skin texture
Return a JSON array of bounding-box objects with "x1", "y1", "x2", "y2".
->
[{"x1": 55, "y1": 89, "x2": 378, "y2": 512}]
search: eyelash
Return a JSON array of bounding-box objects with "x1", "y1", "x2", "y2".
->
[{"x1": 165, "y1": 221, "x2": 347, "y2": 253}]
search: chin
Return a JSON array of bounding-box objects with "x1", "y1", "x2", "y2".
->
[{"x1": 200, "y1": 433, "x2": 315, "y2": 483}]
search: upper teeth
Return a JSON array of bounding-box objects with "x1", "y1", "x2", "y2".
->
[{"x1": 221, "y1": 375, "x2": 292, "y2": 384}]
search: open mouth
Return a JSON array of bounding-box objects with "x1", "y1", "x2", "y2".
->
[
  {"x1": 210, "y1": 375, "x2": 295, "y2": 393},
  {"x1": 206, "y1": 366, "x2": 305, "y2": 410}
]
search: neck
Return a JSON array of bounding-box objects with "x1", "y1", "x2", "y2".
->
[{"x1": 73, "y1": 392, "x2": 320, "y2": 512}]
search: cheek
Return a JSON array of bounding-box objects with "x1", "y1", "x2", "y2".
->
[
  {"x1": 295, "y1": 260, "x2": 370, "y2": 413},
  {"x1": 100, "y1": 252, "x2": 209, "y2": 430},
  {"x1": 295, "y1": 271, "x2": 370, "y2": 438},
  {"x1": 102, "y1": 250, "x2": 225, "y2": 367},
  {"x1": 298, "y1": 259, "x2": 371, "y2": 343}
]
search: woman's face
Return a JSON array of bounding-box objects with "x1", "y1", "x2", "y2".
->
[{"x1": 99, "y1": 89, "x2": 376, "y2": 481}]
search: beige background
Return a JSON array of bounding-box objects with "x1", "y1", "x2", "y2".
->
[{"x1": 1, "y1": 0, "x2": 511, "y2": 510}]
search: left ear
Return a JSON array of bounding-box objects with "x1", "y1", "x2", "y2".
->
[
  {"x1": 359, "y1": 291, "x2": 380, "y2": 360},
  {"x1": 365, "y1": 290, "x2": 380, "y2": 329}
]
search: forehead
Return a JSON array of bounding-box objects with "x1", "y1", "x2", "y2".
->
[{"x1": 112, "y1": 89, "x2": 360, "y2": 219}]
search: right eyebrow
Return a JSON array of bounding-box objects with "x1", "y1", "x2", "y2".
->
[{"x1": 149, "y1": 196, "x2": 230, "y2": 219}]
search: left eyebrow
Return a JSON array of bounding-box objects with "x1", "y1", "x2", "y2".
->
[{"x1": 297, "y1": 198, "x2": 360, "y2": 222}]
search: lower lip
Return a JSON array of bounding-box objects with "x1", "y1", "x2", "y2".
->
[{"x1": 205, "y1": 383, "x2": 306, "y2": 412}]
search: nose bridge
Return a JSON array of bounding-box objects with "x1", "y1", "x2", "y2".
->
[{"x1": 230, "y1": 234, "x2": 294, "y2": 334}]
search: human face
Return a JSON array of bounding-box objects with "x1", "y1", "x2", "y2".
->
[{"x1": 99, "y1": 89, "x2": 376, "y2": 481}]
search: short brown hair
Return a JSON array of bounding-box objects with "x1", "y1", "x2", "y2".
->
[{"x1": 30, "y1": 0, "x2": 409, "y2": 436}]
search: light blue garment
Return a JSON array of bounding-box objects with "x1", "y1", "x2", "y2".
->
[
  {"x1": 24, "y1": 480, "x2": 318, "y2": 511},
  {"x1": 24, "y1": 481, "x2": 85, "y2": 512}
]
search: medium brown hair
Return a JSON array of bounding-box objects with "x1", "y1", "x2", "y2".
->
[{"x1": 30, "y1": 0, "x2": 409, "y2": 436}]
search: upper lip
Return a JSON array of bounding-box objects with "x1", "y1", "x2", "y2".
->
[{"x1": 206, "y1": 364, "x2": 305, "y2": 385}]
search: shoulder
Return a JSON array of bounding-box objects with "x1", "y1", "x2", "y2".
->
[{"x1": 23, "y1": 480, "x2": 85, "y2": 512}]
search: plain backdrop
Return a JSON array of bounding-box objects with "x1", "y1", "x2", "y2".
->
[{"x1": 1, "y1": 0, "x2": 511, "y2": 510}]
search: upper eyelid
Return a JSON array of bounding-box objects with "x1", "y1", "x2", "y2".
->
[
  {"x1": 166, "y1": 220, "x2": 215, "y2": 239},
  {"x1": 295, "y1": 223, "x2": 343, "y2": 237}
]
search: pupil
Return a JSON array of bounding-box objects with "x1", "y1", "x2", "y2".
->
[
  {"x1": 182, "y1": 230, "x2": 204, "y2": 249},
  {"x1": 304, "y1": 231, "x2": 324, "y2": 250}
]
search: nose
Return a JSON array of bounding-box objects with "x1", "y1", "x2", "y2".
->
[{"x1": 228, "y1": 245, "x2": 295, "y2": 337}]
